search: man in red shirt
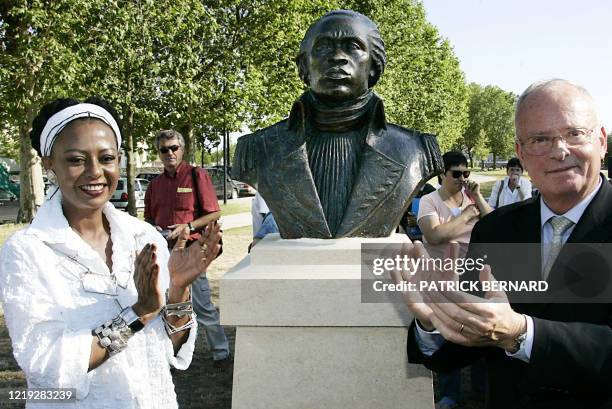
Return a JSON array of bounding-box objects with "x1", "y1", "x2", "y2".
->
[{"x1": 145, "y1": 129, "x2": 230, "y2": 369}]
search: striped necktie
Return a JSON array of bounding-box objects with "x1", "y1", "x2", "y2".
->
[{"x1": 542, "y1": 216, "x2": 574, "y2": 280}]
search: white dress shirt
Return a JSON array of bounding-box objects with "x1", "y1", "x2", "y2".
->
[
  {"x1": 0, "y1": 191, "x2": 197, "y2": 408},
  {"x1": 251, "y1": 192, "x2": 270, "y2": 236},
  {"x1": 416, "y1": 176, "x2": 603, "y2": 363},
  {"x1": 488, "y1": 176, "x2": 532, "y2": 208}
]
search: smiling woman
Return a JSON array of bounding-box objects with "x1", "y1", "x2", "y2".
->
[
  {"x1": 0, "y1": 97, "x2": 222, "y2": 408},
  {"x1": 42, "y1": 112, "x2": 120, "y2": 215}
]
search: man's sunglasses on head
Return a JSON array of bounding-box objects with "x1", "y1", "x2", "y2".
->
[
  {"x1": 160, "y1": 145, "x2": 180, "y2": 154},
  {"x1": 449, "y1": 170, "x2": 470, "y2": 179}
]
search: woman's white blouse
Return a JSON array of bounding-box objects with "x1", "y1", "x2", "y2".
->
[{"x1": 0, "y1": 192, "x2": 197, "y2": 408}]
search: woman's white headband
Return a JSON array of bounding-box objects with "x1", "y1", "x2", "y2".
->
[{"x1": 39, "y1": 103, "x2": 122, "y2": 157}]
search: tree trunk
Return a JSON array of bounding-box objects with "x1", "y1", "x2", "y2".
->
[
  {"x1": 124, "y1": 105, "x2": 138, "y2": 217},
  {"x1": 493, "y1": 153, "x2": 497, "y2": 169},
  {"x1": 17, "y1": 109, "x2": 44, "y2": 223},
  {"x1": 180, "y1": 123, "x2": 195, "y2": 165}
]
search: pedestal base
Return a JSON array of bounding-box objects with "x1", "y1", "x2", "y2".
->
[{"x1": 221, "y1": 234, "x2": 434, "y2": 409}]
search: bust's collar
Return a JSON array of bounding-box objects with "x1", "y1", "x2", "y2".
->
[{"x1": 287, "y1": 91, "x2": 387, "y2": 135}]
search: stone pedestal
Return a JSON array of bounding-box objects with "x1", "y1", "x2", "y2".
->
[{"x1": 220, "y1": 233, "x2": 434, "y2": 409}]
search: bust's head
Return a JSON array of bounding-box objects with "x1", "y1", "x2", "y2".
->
[{"x1": 296, "y1": 10, "x2": 386, "y2": 102}]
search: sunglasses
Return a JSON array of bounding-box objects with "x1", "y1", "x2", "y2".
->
[
  {"x1": 160, "y1": 145, "x2": 180, "y2": 154},
  {"x1": 448, "y1": 170, "x2": 470, "y2": 179}
]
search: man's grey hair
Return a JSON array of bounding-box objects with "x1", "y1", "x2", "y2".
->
[
  {"x1": 295, "y1": 10, "x2": 387, "y2": 89},
  {"x1": 155, "y1": 129, "x2": 185, "y2": 150},
  {"x1": 514, "y1": 78, "x2": 599, "y2": 141}
]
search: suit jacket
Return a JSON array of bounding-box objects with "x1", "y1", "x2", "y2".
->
[
  {"x1": 408, "y1": 176, "x2": 612, "y2": 409},
  {"x1": 233, "y1": 95, "x2": 443, "y2": 239}
]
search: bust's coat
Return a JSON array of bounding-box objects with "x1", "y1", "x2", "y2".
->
[{"x1": 233, "y1": 95, "x2": 443, "y2": 239}]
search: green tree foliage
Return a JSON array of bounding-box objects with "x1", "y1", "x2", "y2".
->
[
  {"x1": 0, "y1": 1, "x2": 87, "y2": 221},
  {"x1": 364, "y1": 0, "x2": 469, "y2": 152},
  {"x1": 238, "y1": 0, "x2": 469, "y2": 151},
  {"x1": 0, "y1": 123, "x2": 19, "y2": 158},
  {"x1": 236, "y1": 0, "x2": 340, "y2": 128},
  {"x1": 483, "y1": 86, "x2": 517, "y2": 167},
  {"x1": 150, "y1": 2, "x2": 249, "y2": 163},
  {"x1": 459, "y1": 83, "x2": 490, "y2": 167},
  {"x1": 74, "y1": 1, "x2": 173, "y2": 215},
  {"x1": 460, "y1": 83, "x2": 516, "y2": 168},
  {"x1": 1, "y1": 0, "x2": 469, "y2": 217}
]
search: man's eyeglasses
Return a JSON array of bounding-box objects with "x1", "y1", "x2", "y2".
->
[
  {"x1": 160, "y1": 145, "x2": 180, "y2": 154},
  {"x1": 448, "y1": 170, "x2": 470, "y2": 179},
  {"x1": 520, "y1": 127, "x2": 595, "y2": 156}
]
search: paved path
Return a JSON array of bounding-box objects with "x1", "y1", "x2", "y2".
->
[
  {"x1": 0, "y1": 201, "x2": 19, "y2": 224},
  {"x1": 470, "y1": 174, "x2": 499, "y2": 183},
  {"x1": 220, "y1": 212, "x2": 252, "y2": 230}
]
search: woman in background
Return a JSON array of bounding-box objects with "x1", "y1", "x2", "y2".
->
[{"x1": 487, "y1": 157, "x2": 532, "y2": 209}]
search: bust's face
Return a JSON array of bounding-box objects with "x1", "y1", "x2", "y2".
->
[{"x1": 305, "y1": 15, "x2": 373, "y2": 102}]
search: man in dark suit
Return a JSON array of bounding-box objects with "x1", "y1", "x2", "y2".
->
[
  {"x1": 233, "y1": 10, "x2": 442, "y2": 239},
  {"x1": 399, "y1": 79, "x2": 611, "y2": 408}
]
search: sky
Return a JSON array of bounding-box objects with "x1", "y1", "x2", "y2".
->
[{"x1": 421, "y1": 0, "x2": 612, "y2": 130}]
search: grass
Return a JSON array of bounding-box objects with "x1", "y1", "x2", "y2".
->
[
  {"x1": 207, "y1": 225, "x2": 252, "y2": 304},
  {"x1": 218, "y1": 199, "x2": 251, "y2": 216},
  {"x1": 472, "y1": 169, "x2": 533, "y2": 200},
  {"x1": 471, "y1": 168, "x2": 509, "y2": 177},
  {"x1": 472, "y1": 168, "x2": 531, "y2": 178},
  {"x1": 0, "y1": 224, "x2": 24, "y2": 247},
  {"x1": 479, "y1": 181, "x2": 496, "y2": 199}
]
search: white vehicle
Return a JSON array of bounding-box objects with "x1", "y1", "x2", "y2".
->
[{"x1": 110, "y1": 178, "x2": 149, "y2": 210}]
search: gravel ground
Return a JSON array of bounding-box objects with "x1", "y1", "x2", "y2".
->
[{"x1": 173, "y1": 325, "x2": 236, "y2": 409}]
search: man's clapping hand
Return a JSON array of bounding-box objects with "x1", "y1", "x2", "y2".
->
[{"x1": 169, "y1": 222, "x2": 222, "y2": 289}]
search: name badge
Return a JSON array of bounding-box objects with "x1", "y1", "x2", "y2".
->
[{"x1": 177, "y1": 187, "x2": 193, "y2": 193}]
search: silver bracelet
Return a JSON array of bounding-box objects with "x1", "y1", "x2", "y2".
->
[
  {"x1": 163, "y1": 287, "x2": 193, "y2": 317},
  {"x1": 162, "y1": 287, "x2": 195, "y2": 335},
  {"x1": 162, "y1": 314, "x2": 195, "y2": 335},
  {"x1": 93, "y1": 308, "x2": 137, "y2": 356}
]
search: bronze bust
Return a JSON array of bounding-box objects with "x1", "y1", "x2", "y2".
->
[{"x1": 234, "y1": 10, "x2": 443, "y2": 239}]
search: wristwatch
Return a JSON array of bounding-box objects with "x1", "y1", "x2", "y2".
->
[
  {"x1": 119, "y1": 307, "x2": 145, "y2": 333},
  {"x1": 188, "y1": 222, "x2": 196, "y2": 233},
  {"x1": 508, "y1": 314, "x2": 528, "y2": 353},
  {"x1": 515, "y1": 329, "x2": 528, "y2": 351}
]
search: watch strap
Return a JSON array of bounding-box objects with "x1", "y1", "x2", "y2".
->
[
  {"x1": 120, "y1": 307, "x2": 144, "y2": 333},
  {"x1": 512, "y1": 314, "x2": 528, "y2": 351}
]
